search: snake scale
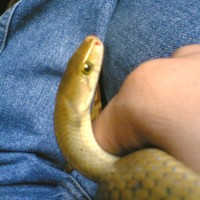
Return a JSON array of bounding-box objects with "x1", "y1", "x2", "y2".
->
[{"x1": 54, "y1": 36, "x2": 200, "y2": 200}]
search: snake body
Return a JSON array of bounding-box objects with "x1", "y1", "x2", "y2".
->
[{"x1": 54, "y1": 36, "x2": 200, "y2": 200}]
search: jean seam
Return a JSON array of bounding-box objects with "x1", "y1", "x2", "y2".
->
[
  {"x1": 60, "y1": 176, "x2": 93, "y2": 200},
  {"x1": 0, "y1": 0, "x2": 22, "y2": 54},
  {"x1": 95, "y1": 0, "x2": 119, "y2": 40}
]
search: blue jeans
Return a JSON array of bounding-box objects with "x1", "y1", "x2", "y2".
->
[{"x1": 0, "y1": 0, "x2": 199, "y2": 199}]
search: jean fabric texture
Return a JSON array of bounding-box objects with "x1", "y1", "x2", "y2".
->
[{"x1": 0, "y1": 0, "x2": 200, "y2": 199}]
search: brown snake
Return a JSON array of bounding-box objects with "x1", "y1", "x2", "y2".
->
[{"x1": 54, "y1": 35, "x2": 200, "y2": 200}]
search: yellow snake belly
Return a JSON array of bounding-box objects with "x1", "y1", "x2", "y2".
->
[{"x1": 54, "y1": 35, "x2": 200, "y2": 200}]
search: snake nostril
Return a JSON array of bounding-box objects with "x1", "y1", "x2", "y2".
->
[{"x1": 95, "y1": 41, "x2": 101, "y2": 46}]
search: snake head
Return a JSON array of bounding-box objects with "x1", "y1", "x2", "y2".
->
[{"x1": 57, "y1": 36, "x2": 104, "y2": 115}]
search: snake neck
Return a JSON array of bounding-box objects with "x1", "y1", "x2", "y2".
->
[
  {"x1": 55, "y1": 97, "x2": 119, "y2": 181},
  {"x1": 71, "y1": 113, "x2": 119, "y2": 181}
]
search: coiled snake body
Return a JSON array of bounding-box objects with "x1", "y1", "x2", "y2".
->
[{"x1": 54, "y1": 36, "x2": 200, "y2": 200}]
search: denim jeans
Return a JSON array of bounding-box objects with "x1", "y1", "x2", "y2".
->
[{"x1": 0, "y1": 0, "x2": 199, "y2": 199}]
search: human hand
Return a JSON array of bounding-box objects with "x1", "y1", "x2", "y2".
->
[{"x1": 93, "y1": 44, "x2": 200, "y2": 173}]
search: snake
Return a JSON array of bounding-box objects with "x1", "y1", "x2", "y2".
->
[{"x1": 54, "y1": 35, "x2": 200, "y2": 200}]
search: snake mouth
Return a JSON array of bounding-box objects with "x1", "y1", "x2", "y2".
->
[{"x1": 85, "y1": 35, "x2": 102, "y2": 44}]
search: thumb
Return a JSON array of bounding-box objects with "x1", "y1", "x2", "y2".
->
[{"x1": 93, "y1": 96, "x2": 144, "y2": 156}]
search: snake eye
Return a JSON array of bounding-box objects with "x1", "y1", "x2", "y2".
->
[{"x1": 81, "y1": 62, "x2": 93, "y2": 75}]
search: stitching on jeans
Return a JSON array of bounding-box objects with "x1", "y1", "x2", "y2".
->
[
  {"x1": 94, "y1": 0, "x2": 119, "y2": 40},
  {"x1": 60, "y1": 175, "x2": 93, "y2": 200},
  {"x1": 0, "y1": 0, "x2": 22, "y2": 54}
]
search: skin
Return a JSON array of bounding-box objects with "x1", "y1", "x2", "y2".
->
[{"x1": 93, "y1": 44, "x2": 200, "y2": 173}]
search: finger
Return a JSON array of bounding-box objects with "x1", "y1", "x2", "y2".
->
[{"x1": 92, "y1": 97, "x2": 139, "y2": 156}]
